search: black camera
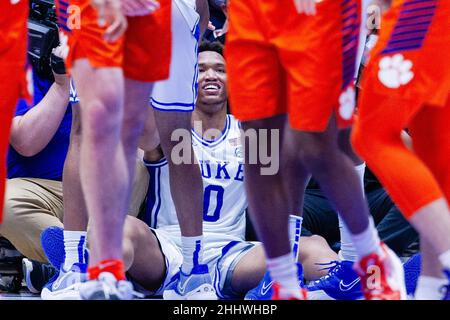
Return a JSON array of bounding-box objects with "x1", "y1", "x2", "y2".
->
[{"x1": 28, "y1": 0, "x2": 60, "y2": 78}]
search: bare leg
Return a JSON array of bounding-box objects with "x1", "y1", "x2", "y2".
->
[
  {"x1": 241, "y1": 115, "x2": 289, "y2": 259},
  {"x1": 63, "y1": 103, "x2": 88, "y2": 231},
  {"x1": 122, "y1": 216, "x2": 166, "y2": 292},
  {"x1": 122, "y1": 79, "x2": 156, "y2": 206},
  {"x1": 293, "y1": 117, "x2": 371, "y2": 235},
  {"x1": 154, "y1": 110, "x2": 203, "y2": 237},
  {"x1": 72, "y1": 60, "x2": 128, "y2": 266}
]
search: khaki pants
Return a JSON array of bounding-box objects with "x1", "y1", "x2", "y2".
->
[{"x1": 0, "y1": 160, "x2": 149, "y2": 263}]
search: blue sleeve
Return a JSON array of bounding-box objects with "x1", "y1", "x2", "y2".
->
[{"x1": 15, "y1": 99, "x2": 30, "y2": 117}]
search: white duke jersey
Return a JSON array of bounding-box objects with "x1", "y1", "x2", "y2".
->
[{"x1": 143, "y1": 115, "x2": 247, "y2": 240}]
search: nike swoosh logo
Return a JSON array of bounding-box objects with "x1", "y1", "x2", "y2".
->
[
  {"x1": 11, "y1": 0, "x2": 21, "y2": 4},
  {"x1": 260, "y1": 281, "x2": 274, "y2": 296},
  {"x1": 178, "y1": 276, "x2": 193, "y2": 295},
  {"x1": 339, "y1": 278, "x2": 360, "y2": 292}
]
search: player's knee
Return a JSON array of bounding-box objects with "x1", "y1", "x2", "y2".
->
[
  {"x1": 123, "y1": 216, "x2": 150, "y2": 246},
  {"x1": 82, "y1": 103, "x2": 122, "y2": 143}
]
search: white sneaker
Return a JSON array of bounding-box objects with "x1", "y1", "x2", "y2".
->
[
  {"x1": 41, "y1": 264, "x2": 87, "y2": 300},
  {"x1": 79, "y1": 272, "x2": 138, "y2": 300},
  {"x1": 163, "y1": 265, "x2": 217, "y2": 300}
]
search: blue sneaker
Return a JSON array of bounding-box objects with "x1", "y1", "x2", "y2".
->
[
  {"x1": 162, "y1": 264, "x2": 217, "y2": 300},
  {"x1": 41, "y1": 262, "x2": 87, "y2": 300},
  {"x1": 403, "y1": 253, "x2": 421, "y2": 296},
  {"x1": 41, "y1": 226, "x2": 90, "y2": 269},
  {"x1": 307, "y1": 260, "x2": 363, "y2": 300},
  {"x1": 442, "y1": 269, "x2": 450, "y2": 300},
  {"x1": 244, "y1": 263, "x2": 304, "y2": 300},
  {"x1": 41, "y1": 226, "x2": 65, "y2": 269}
]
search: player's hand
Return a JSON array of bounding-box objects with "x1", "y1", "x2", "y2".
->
[
  {"x1": 51, "y1": 46, "x2": 70, "y2": 86},
  {"x1": 213, "y1": 19, "x2": 228, "y2": 38},
  {"x1": 208, "y1": 21, "x2": 216, "y2": 31},
  {"x1": 293, "y1": 0, "x2": 317, "y2": 16},
  {"x1": 121, "y1": 0, "x2": 160, "y2": 17},
  {"x1": 91, "y1": 0, "x2": 128, "y2": 42}
]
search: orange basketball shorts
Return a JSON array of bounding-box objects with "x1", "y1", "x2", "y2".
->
[
  {"x1": 226, "y1": 0, "x2": 362, "y2": 132},
  {"x1": 55, "y1": 0, "x2": 172, "y2": 82}
]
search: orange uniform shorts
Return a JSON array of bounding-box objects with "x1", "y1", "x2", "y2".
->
[
  {"x1": 226, "y1": 0, "x2": 362, "y2": 132},
  {"x1": 55, "y1": 0, "x2": 171, "y2": 82}
]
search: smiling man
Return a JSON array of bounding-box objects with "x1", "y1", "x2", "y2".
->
[{"x1": 117, "y1": 41, "x2": 304, "y2": 299}]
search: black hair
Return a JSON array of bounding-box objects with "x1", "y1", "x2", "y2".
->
[{"x1": 198, "y1": 40, "x2": 224, "y2": 57}]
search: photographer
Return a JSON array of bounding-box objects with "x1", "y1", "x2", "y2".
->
[{"x1": 0, "y1": 47, "x2": 72, "y2": 262}]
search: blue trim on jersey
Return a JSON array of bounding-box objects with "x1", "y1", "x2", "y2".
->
[
  {"x1": 192, "y1": 240, "x2": 202, "y2": 267},
  {"x1": 213, "y1": 241, "x2": 240, "y2": 299},
  {"x1": 154, "y1": 168, "x2": 162, "y2": 229},
  {"x1": 192, "y1": 115, "x2": 231, "y2": 147},
  {"x1": 151, "y1": 99, "x2": 195, "y2": 112},
  {"x1": 144, "y1": 166, "x2": 157, "y2": 227},
  {"x1": 78, "y1": 236, "x2": 86, "y2": 264},
  {"x1": 143, "y1": 158, "x2": 169, "y2": 168},
  {"x1": 150, "y1": 19, "x2": 200, "y2": 114},
  {"x1": 143, "y1": 163, "x2": 163, "y2": 228}
]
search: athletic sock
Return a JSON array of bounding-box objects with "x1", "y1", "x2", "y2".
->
[
  {"x1": 181, "y1": 235, "x2": 204, "y2": 274},
  {"x1": 288, "y1": 215, "x2": 302, "y2": 261},
  {"x1": 351, "y1": 216, "x2": 383, "y2": 259},
  {"x1": 63, "y1": 230, "x2": 87, "y2": 270},
  {"x1": 338, "y1": 163, "x2": 366, "y2": 262},
  {"x1": 88, "y1": 259, "x2": 126, "y2": 281},
  {"x1": 415, "y1": 275, "x2": 448, "y2": 300},
  {"x1": 267, "y1": 253, "x2": 302, "y2": 299}
]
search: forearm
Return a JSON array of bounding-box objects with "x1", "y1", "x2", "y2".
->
[
  {"x1": 196, "y1": 0, "x2": 210, "y2": 37},
  {"x1": 10, "y1": 82, "x2": 70, "y2": 156}
]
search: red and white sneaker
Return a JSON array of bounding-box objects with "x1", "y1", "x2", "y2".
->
[
  {"x1": 271, "y1": 282, "x2": 307, "y2": 300},
  {"x1": 354, "y1": 243, "x2": 407, "y2": 300}
]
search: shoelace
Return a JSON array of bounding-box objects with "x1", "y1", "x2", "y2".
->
[{"x1": 313, "y1": 261, "x2": 342, "y2": 282}]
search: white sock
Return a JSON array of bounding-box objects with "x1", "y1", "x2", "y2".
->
[
  {"x1": 354, "y1": 163, "x2": 366, "y2": 193},
  {"x1": 415, "y1": 276, "x2": 447, "y2": 300},
  {"x1": 288, "y1": 215, "x2": 302, "y2": 261},
  {"x1": 338, "y1": 215, "x2": 359, "y2": 262},
  {"x1": 351, "y1": 216, "x2": 383, "y2": 258},
  {"x1": 438, "y1": 250, "x2": 450, "y2": 271},
  {"x1": 338, "y1": 163, "x2": 366, "y2": 262},
  {"x1": 181, "y1": 235, "x2": 204, "y2": 274},
  {"x1": 63, "y1": 230, "x2": 87, "y2": 271},
  {"x1": 267, "y1": 253, "x2": 302, "y2": 298}
]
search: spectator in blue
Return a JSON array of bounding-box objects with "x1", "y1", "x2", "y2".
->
[{"x1": 0, "y1": 47, "x2": 74, "y2": 262}]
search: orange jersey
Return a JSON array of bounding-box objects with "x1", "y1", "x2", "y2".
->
[
  {"x1": 226, "y1": 0, "x2": 362, "y2": 131},
  {"x1": 55, "y1": 0, "x2": 171, "y2": 82},
  {"x1": 353, "y1": 0, "x2": 450, "y2": 218},
  {"x1": 360, "y1": 0, "x2": 450, "y2": 108}
]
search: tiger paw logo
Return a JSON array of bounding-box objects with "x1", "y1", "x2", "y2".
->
[
  {"x1": 338, "y1": 86, "x2": 355, "y2": 121},
  {"x1": 378, "y1": 54, "x2": 414, "y2": 89}
]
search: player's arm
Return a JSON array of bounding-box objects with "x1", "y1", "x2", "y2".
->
[
  {"x1": 196, "y1": 0, "x2": 210, "y2": 38},
  {"x1": 9, "y1": 48, "x2": 70, "y2": 157}
]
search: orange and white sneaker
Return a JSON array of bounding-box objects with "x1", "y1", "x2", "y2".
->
[
  {"x1": 354, "y1": 243, "x2": 407, "y2": 300},
  {"x1": 271, "y1": 282, "x2": 307, "y2": 300}
]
